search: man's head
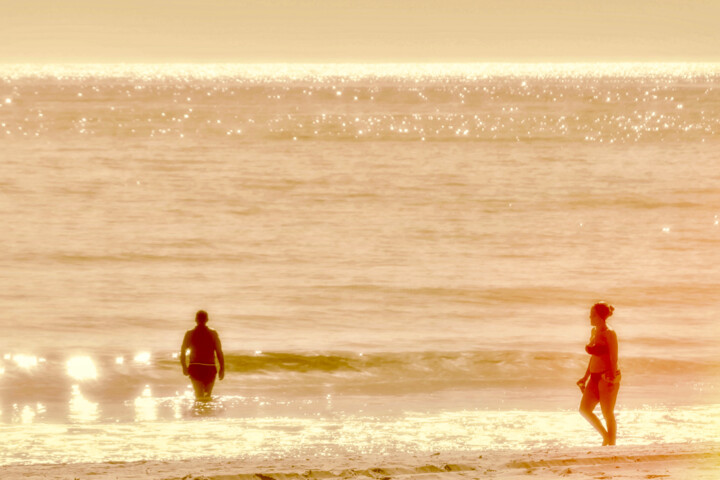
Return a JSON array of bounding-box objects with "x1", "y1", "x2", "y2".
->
[{"x1": 195, "y1": 310, "x2": 209, "y2": 325}]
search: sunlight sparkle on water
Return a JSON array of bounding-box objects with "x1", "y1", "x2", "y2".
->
[
  {"x1": 69, "y1": 385, "x2": 99, "y2": 423},
  {"x1": 67, "y1": 356, "x2": 98, "y2": 381},
  {"x1": 134, "y1": 352, "x2": 151, "y2": 364},
  {"x1": 134, "y1": 386, "x2": 157, "y2": 422},
  {"x1": 1, "y1": 404, "x2": 719, "y2": 464},
  {"x1": 12, "y1": 354, "x2": 38, "y2": 369},
  {"x1": 20, "y1": 405, "x2": 35, "y2": 424}
]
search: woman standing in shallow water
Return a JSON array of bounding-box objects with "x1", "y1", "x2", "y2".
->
[{"x1": 577, "y1": 302, "x2": 621, "y2": 445}]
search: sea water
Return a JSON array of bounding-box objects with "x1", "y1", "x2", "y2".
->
[{"x1": 1, "y1": 63, "x2": 719, "y2": 465}]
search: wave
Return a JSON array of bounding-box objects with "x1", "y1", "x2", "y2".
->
[
  {"x1": 214, "y1": 350, "x2": 720, "y2": 381},
  {"x1": 3, "y1": 349, "x2": 717, "y2": 384},
  {"x1": 0, "y1": 349, "x2": 717, "y2": 412}
]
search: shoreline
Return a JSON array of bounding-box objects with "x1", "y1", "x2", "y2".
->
[{"x1": 3, "y1": 442, "x2": 718, "y2": 480}]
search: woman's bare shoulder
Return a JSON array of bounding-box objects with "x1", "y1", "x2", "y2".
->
[{"x1": 603, "y1": 328, "x2": 618, "y2": 341}]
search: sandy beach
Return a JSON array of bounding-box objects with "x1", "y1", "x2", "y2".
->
[{"x1": 3, "y1": 443, "x2": 718, "y2": 480}]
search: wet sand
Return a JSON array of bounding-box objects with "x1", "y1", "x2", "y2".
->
[{"x1": 3, "y1": 442, "x2": 718, "y2": 480}]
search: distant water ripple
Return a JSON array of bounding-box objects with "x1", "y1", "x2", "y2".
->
[{"x1": 1, "y1": 63, "x2": 719, "y2": 143}]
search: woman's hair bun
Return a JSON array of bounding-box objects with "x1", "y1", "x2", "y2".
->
[{"x1": 593, "y1": 301, "x2": 614, "y2": 320}]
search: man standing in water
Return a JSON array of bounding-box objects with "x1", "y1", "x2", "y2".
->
[{"x1": 180, "y1": 310, "x2": 225, "y2": 400}]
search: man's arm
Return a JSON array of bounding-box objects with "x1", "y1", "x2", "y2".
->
[
  {"x1": 214, "y1": 331, "x2": 225, "y2": 380},
  {"x1": 180, "y1": 331, "x2": 190, "y2": 376}
]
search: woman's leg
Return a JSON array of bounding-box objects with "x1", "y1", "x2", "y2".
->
[
  {"x1": 599, "y1": 380, "x2": 620, "y2": 445},
  {"x1": 579, "y1": 380, "x2": 608, "y2": 444}
]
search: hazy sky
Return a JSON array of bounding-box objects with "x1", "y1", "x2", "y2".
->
[{"x1": 2, "y1": 0, "x2": 719, "y2": 63}]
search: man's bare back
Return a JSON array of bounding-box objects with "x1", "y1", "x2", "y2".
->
[{"x1": 180, "y1": 310, "x2": 225, "y2": 400}]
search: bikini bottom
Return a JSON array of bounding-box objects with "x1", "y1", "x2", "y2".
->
[{"x1": 587, "y1": 370, "x2": 621, "y2": 398}]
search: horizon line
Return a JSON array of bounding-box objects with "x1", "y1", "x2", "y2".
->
[
  {"x1": 3, "y1": 60, "x2": 720, "y2": 65},
  {"x1": 3, "y1": 62, "x2": 719, "y2": 80}
]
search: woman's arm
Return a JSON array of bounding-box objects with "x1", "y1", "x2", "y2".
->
[
  {"x1": 607, "y1": 330, "x2": 618, "y2": 375},
  {"x1": 577, "y1": 328, "x2": 594, "y2": 387},
  {"x1": 577, "y1": 358, "x2": 591, "y2": 391}
]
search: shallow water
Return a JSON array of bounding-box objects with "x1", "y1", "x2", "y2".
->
[
  {"x1": 1, "y1": 63, "x2": 719, "y2": 464},
  {"x1": 3, "y1": 404, "x2": 720, "y2": 465}
]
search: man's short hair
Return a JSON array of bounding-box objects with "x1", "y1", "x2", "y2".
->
[{"x1": 196, "y1": 310, "x2": 209, "y2": 324}]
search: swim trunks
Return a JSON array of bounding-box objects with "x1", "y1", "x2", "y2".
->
[{"x1": 188, "y1": 364, "x2": 217, "y2": 384}]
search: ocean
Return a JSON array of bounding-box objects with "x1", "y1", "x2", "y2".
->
[{"x1": 1, "y1": 63, "x2": 719, "y2": 465}]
